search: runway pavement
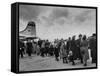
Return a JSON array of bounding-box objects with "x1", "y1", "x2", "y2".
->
[{"x1": 19, "y1": 55, "x2": 96, "y2": 71}]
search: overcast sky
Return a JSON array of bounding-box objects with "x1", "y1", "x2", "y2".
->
[{"x1": 19, "y1": 5, "x2": 96, "y2": 41}]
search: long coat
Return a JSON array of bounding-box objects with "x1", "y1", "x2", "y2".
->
[
  {"x1": 36, "y1": 45, "x2": 40, "y2": 55},
  {"x1": 60, "y1": 43, "x2": 67, "y2": 58},
  {"x1": 19, "y1": 41, "x2": 25, "y2": 56},
  {"x1": 54, "y1": 47, "x2": 59, "y2": 57},
  {"x1": 54, "y1": 43, "x2": 59, "y2": 57},
  {"x1": 32, "y1": 43, "x2": 36, "y2": 53},
  {"x1": 26, "y1": 42, "x2": 33, "y2": 54},
  {"x1": 89, "y1": 37, "x2": 96, "y2": 61},
  {"x1": 49, "y1": 45, "x2": 54, "y2": 56},
  {"x1": 70, "y1": 40, "x2": 78, "y2": 60},
  {"x1": 80, "y1": 40, "x2": 89, "y2": 61},
  {"x1": 66, "y1": 40, "x2": 71, "y2": 51},
  {"x1": 76, "y1": 39, "x2": 83, "y2": 59}
]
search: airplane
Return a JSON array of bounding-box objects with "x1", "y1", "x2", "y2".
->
[{"x1": 19, "y1": 21, "x2": 37, "y2": 41}]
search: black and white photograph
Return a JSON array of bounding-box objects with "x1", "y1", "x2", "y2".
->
[{"x1": 18, "y1": 3, "x2": 97, "y2": 72}]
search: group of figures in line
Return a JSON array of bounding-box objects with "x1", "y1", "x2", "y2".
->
[{"x1": 19, "y1": 33, "x2": 96, "y2": 66}]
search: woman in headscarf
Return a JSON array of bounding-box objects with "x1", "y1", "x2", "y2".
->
[
  {"x1": 80, "y1": 35, "x2": 89, "y2": 66},
  {"x1": 54, "y1": 42, "x2": 59, "y2": 61},
  {"x1": 40, "y1": 41, "x2": 45, "y2": 57},
  {"x1": 60, "y1": 41, "x2": 68, "y2": 63}
]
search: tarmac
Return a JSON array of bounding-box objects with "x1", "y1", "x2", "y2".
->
[{"x1": 19, "y1": 54, "x2": 96, "y2": 71}]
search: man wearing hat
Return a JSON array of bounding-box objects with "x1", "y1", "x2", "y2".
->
[
  {"x1": 89, "y1": 33, "x2": 96, "y2": 63},
  {"x1": 76, "y1": 34, "x2": 83, "y2": 63}
]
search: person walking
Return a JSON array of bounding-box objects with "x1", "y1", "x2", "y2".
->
[
  {"x1": 26, "y1": 39, "x2": 33, "y2": 57},
  {"x1": 19, "y1": 40, "x2": 25, "y2": 58},
  {"x1": 70, "y1": 36, "x2": 77, "y2": 65},
  {"x1": 54, "y1": 42, "x2": 59, "y2": 61},
  {"x1": 76, "y1": 34, "x2": 83, "y2": 63},
  {"x1": 89, "y1": 34, "x2": 96, "y2": 63},
  {"x1": 80, "y1": 35, "x2": 89, "y2": 66},
  {"x1": 40, "y1": 41, "x2": 45, "y2": 57},
  {"x1": 60, "y1": 41, "x2": 68, "y2": 63},
  {"x1": 45, "y1": 40, "x2": 50, "y2": 56}
]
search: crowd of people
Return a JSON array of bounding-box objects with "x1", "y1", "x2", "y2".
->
[{"x1": 19, "y1": 33, "x2": 96, "y2": 66}]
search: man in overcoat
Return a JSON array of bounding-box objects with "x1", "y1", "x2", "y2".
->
[
  {"x1": 89, "y1": 34, "x2": 96, "y2": 63},
  {"x1": 26, "y1": 39, "x2": 33, "y2": 57},
  {"x1": 70, "y1": 36, "x2": 77, "y2": 65},
  {"x1": 19, "y1": 40, "x2": 25, "y2": 58},
  {"x1": 76, "y1": 34, "x2": 83, "y2": 63}
]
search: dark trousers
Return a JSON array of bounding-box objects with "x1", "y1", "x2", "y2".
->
[
  {"x1": 28, "y1": 52, "x2": 31, "y2": 56},
  {"x1": 80, "y1": 52, "x2": 83, "y2": 63},
  {"x1": 55, "y1": 56, "x2": 59, "y2": 61},
  {"x1": 55, "y1": 52, "x2": 59, "y2": 61},
  {"x1": 69, "y1": 55, "x2": 75, "y2": 65},
  {"x1": 27, "y1": 50, "x2": 32, "y2": 57},
  {"x1": 78, "y1": 47, "x2": 83, "y2": 63},
  {"x1": 91, "y1": 49, "x2": 96, "y2": 63},
  {"x1": 19, "y1": 50, "x2": 23, "y2": 58},
  {"x1": 41, "y1": 48, "x2": 45, "y2": 57},
  {"x1": 45, "y1": 47, "x2": 49, "y2": 56},
  {"x1": 63, "y1": 57, "x2": 68, "y2": 63}
]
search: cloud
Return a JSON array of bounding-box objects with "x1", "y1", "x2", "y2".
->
[
  {"x1": 74, "y1": 9, "x2": 96, "y2": 24},
  {"x1": 19, "y1": 5, "x2": 47, "y2": 21},
  {"x1": 19, "y1": 5, "x2": 96, "y2": 26},
  {"x1": 50, "y1": 7, "x2": 69, "y2": 20},
  {"x1": 19, "y1": 5, "x2": 96, "y2": 41},
  {"x1": 37, "y1": 7, "x2": 96, "y2": 27},
  {"x1": 37, "y1": 7, "x2": 70, "y2": 27}
]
